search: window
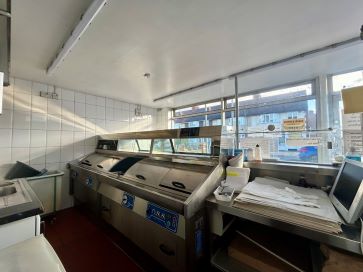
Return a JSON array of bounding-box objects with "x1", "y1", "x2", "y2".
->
[
  {"x1": 329, "y1": 70, "x2": 363, "y2": 129},
  {"x1": 171, "y1": 80, "x2": 323, "y2": 164},
  {"x1": 237, "y1": 82, "x2": 316, "y2": 133},
  {"x1": 234, "y1": 81, "x2": 318, "y2": 163},
  {"x1": 173, "y1": 100, "x2": 222, "y2": 129}
]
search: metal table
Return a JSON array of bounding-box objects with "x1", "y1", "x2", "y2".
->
[{"x1": 206, "y1": 195, "x2": 362, "y2": 255}]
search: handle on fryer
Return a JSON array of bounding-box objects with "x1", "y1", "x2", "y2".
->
[
  {"x1": 136, "y1": 174, "x2": 146, "y2": 180},
  {"x1": 172, "y1": 181, "x2": 186, "y2": 189},
  {"x1": 159, "y1": 244, "x2": 175, "y2": 256}
]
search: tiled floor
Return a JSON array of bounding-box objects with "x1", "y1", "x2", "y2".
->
[{"x1": 44, "y1": 208, "x2": 150, "y2": 272}]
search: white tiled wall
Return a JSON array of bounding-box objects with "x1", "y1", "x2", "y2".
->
[
  {"x1": 0, "y1": 77, "x2": 160, "y2": 209},
  {"x1": 154, "y1": 108, "x2": 172, "y2": 130}
]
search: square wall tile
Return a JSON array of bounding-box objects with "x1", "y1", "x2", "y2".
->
[
  {"x1": 74, "y1": 116, "x2": 86, "y2": 132},
  {"x1": 114, "y1": 108, "x2": 122, "y2": 121},
  {"x1": 31, "y1": 130, "x2": 46, "y2": 147},
  {"x1": 31, "y1": 96, "x2": 47, "y2": 113},
  {"x1": 106, "y1": 107, "x2": 114, "y2": 120},
  {"x1": 95, "y1": 119, "x2": 106, "y2": 134},
  {"x1": 47, "y1": 130, "x2": 61, "y2": 147},
  {"x1": 74, "y1": 145, "x2": 85, "y2": 159},
  {"x1": 13, "y1": 129, "x2": 30, "y2": 148},
  {"x1": 62, "y1": 100, "x2": 75, "y2": 115},
  {"x1": 60, "y1": 146, "x2": 74, "y2": 162},
  {"x1": 30, "y1": 147, "x2": 46, "y2": 165},
  {"x1": 61, "y1": 131, "x2": 74, "y2": 147},
  {"x1": 74, "y1": 131, "x2": 85, "y2": 145},
  {"x1": 14, "y1": 92, "x2": 31, "y2": 112},
  {"x1": 47, "y1": 114, "x2": 61, "y2": 130},
  {"x1": 0, "y1": 148, "x2": 12, "y2": 164},
  {"x1": 32, "y1": 82, "x2": 47, "y2": 96},
  {"x1": 12, "y1": 147, "x2": 30, "y2": 163},
  {"x1": 75, "y1": 92, "x2": 86, "y2": 103},
  {"x1": 46, "y1": 147, "x2": 60, "y2": 163},
  {"x1": 85, "y1": 118, "x2": 96, "y2": 132},
  {"x1": 0, "y1": 129, "x2": 12, "y2": 147},
  {"x1": 96, "y1": 97, "x2": 105, "y2": 107},
  {"x1": 46, "y1": 162, "x2": 61, "y2": 171},
  {"x1": 85, "y1": 131, "x2": 96, "y2": 146},
  {"x1": 0, "y1": 110, "x2": 13, "y2": 128},
  {"x1": 106, "y1": 98, "x2": 113, "y2": 108},
  {"x1": 13, "y1": 111, "x2": 31, "y2": 129},
  {"x1": 61, "y1": 89, "x2": 74, "y2": 101},
  {"x1": 114, "y1": 100, "x2": 122, "y2": 110},
  {"x1": 31, "y1": 112, "x2": 47, "y2": 130},
  {"x1": 3, "y1": 88, "x2": 13, "y2": 110},
  {"x1": 96, "y1": 106, "x2": 105, "y2": 119},
  {"x1": 86, "y1": 94, "x2": 97, "y2": 105},
  {"x1": 121, "y1": 110, "x2": 129, "y2": 122},
  {"x1": 86, "y1": 104, "x2": 97, "y2": 119},
  {"x1": 61, "y1": 118, "x2": 74, "y2": 131},
  {"x1": 47, "y1": 99, "x2": 62, "y2": 115},
  {"x1": 75, "y1": 102, "x2": 86, "y2": 117},
  {"x1": 14, "y1": 78, "x2": 31, "y2": 94}
]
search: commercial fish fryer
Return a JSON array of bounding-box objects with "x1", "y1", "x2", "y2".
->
[{"x1": 69, "y1": 126, "x2": 224, "y2": 271}]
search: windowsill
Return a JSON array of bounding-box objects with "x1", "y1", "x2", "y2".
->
[{"x1": 243, "y1": 161, "x2": 339, "y2": 176}]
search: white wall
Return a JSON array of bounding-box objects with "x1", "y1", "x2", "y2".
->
[{"x1": 0, "y1": 76, "x2": 159, "y2": 209}]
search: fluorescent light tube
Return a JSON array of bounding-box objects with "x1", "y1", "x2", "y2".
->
[{"x1": 46, "y1": 0, "x2": 107, "y2": 75}]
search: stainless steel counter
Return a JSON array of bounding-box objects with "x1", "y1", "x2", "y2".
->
[{"x1": 206, "y1": 195, "x2": 362, "y2": 255}]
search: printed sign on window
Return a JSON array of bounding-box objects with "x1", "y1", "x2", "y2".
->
[{"x1": 283, "y1": 118, "x2": 306, "y2": 131}]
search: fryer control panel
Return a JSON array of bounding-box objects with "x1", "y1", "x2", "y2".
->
[{"x1": 146, "y1": 203, "x2": 178, "y2": 233}]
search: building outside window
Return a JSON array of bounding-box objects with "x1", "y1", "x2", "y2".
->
[{"x1": 171, "y1": 79, "x2": 355, "y2": 164}]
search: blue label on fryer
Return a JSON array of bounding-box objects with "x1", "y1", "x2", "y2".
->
[
  {"x1": 195, "y1": 229, "x2": 203, "y2": 257},
  {"x1": 122, "y1": 192, "x2": 135, "y2": 209},
  {"x1": 146, "y1": 203, "x2": 179, "y2": 233}
]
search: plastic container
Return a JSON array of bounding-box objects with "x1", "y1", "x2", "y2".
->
[
  {"x1": 254, "y1": 144, "x2": 262, "y2": 162},
  {"x1": 214, "y1": 185, "x2": 235, "y2": 202},
  {"x1": 229, "y1": 152, "x2": 244, "y2": 167}
]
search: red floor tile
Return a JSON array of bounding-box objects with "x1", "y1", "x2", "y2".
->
[{"x1": 44, "y1": 208, "x2": 142, "y2": 272}]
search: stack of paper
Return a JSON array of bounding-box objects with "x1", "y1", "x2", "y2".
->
[{"x1": 233, "y1": 177, "x2": 342, "y2": 234}]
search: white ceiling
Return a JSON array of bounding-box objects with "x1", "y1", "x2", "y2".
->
[{"x1": 11, "y1": 0, "x2": 363, "y2": 108}]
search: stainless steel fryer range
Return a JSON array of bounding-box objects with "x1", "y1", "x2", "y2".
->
[{"x1": 69, "y1": 126, "x2": 224, "y2": 271}]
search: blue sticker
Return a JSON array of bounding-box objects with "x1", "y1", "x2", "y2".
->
[
  {"x1": 146, "y1": 203, "x2": 179, "y2": 233},
  {"x1": 122, "y1": 192, "x2": 135, "y2": 209},
  {"x1": 195, "y1": 229, "x2": 203, "y2": 257}
]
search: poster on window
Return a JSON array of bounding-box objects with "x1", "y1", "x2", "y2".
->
[
  {"x1": 343, "y1": 132, "x2": 363, "y2": 154},
  {"x1": 282, "y1": 118, "x2": 306, "y2": 131},
  {"x1": 286, "y1": 138, "x2": 320, "y2": 147},
  {"x1": 342, "y1": 112, "x2": 363, "y2": 132},
  {"x1": 239, "y1": 137, "x2": 271, "y2": 158}
]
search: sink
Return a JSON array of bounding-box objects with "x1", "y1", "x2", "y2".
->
[{"x1": 0, "y1": 186, "x2": 17, "y2": 197}]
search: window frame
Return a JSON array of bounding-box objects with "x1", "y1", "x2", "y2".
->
[
  {"x1": 172, "y1": 79, "x2": 317, "y2": 132},
  {"x1": 327, "y1": 67, "x2": 363, "y2": 129}
]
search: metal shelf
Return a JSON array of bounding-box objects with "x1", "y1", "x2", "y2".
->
[
  {"x1": 206, "y1": 196, "x2": 362, "y2": 255},
  {"x1": 211, "y1": 248, "x2": 257, "y2": 272}
]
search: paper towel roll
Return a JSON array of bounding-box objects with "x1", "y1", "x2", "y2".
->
[{"x1": 224, "y1": 166, "x2": 250, "y2": 192}]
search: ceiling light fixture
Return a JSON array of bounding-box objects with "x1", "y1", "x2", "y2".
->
[{"x1": 46, "y1": 0, "x2": 107, "y2": 75}]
